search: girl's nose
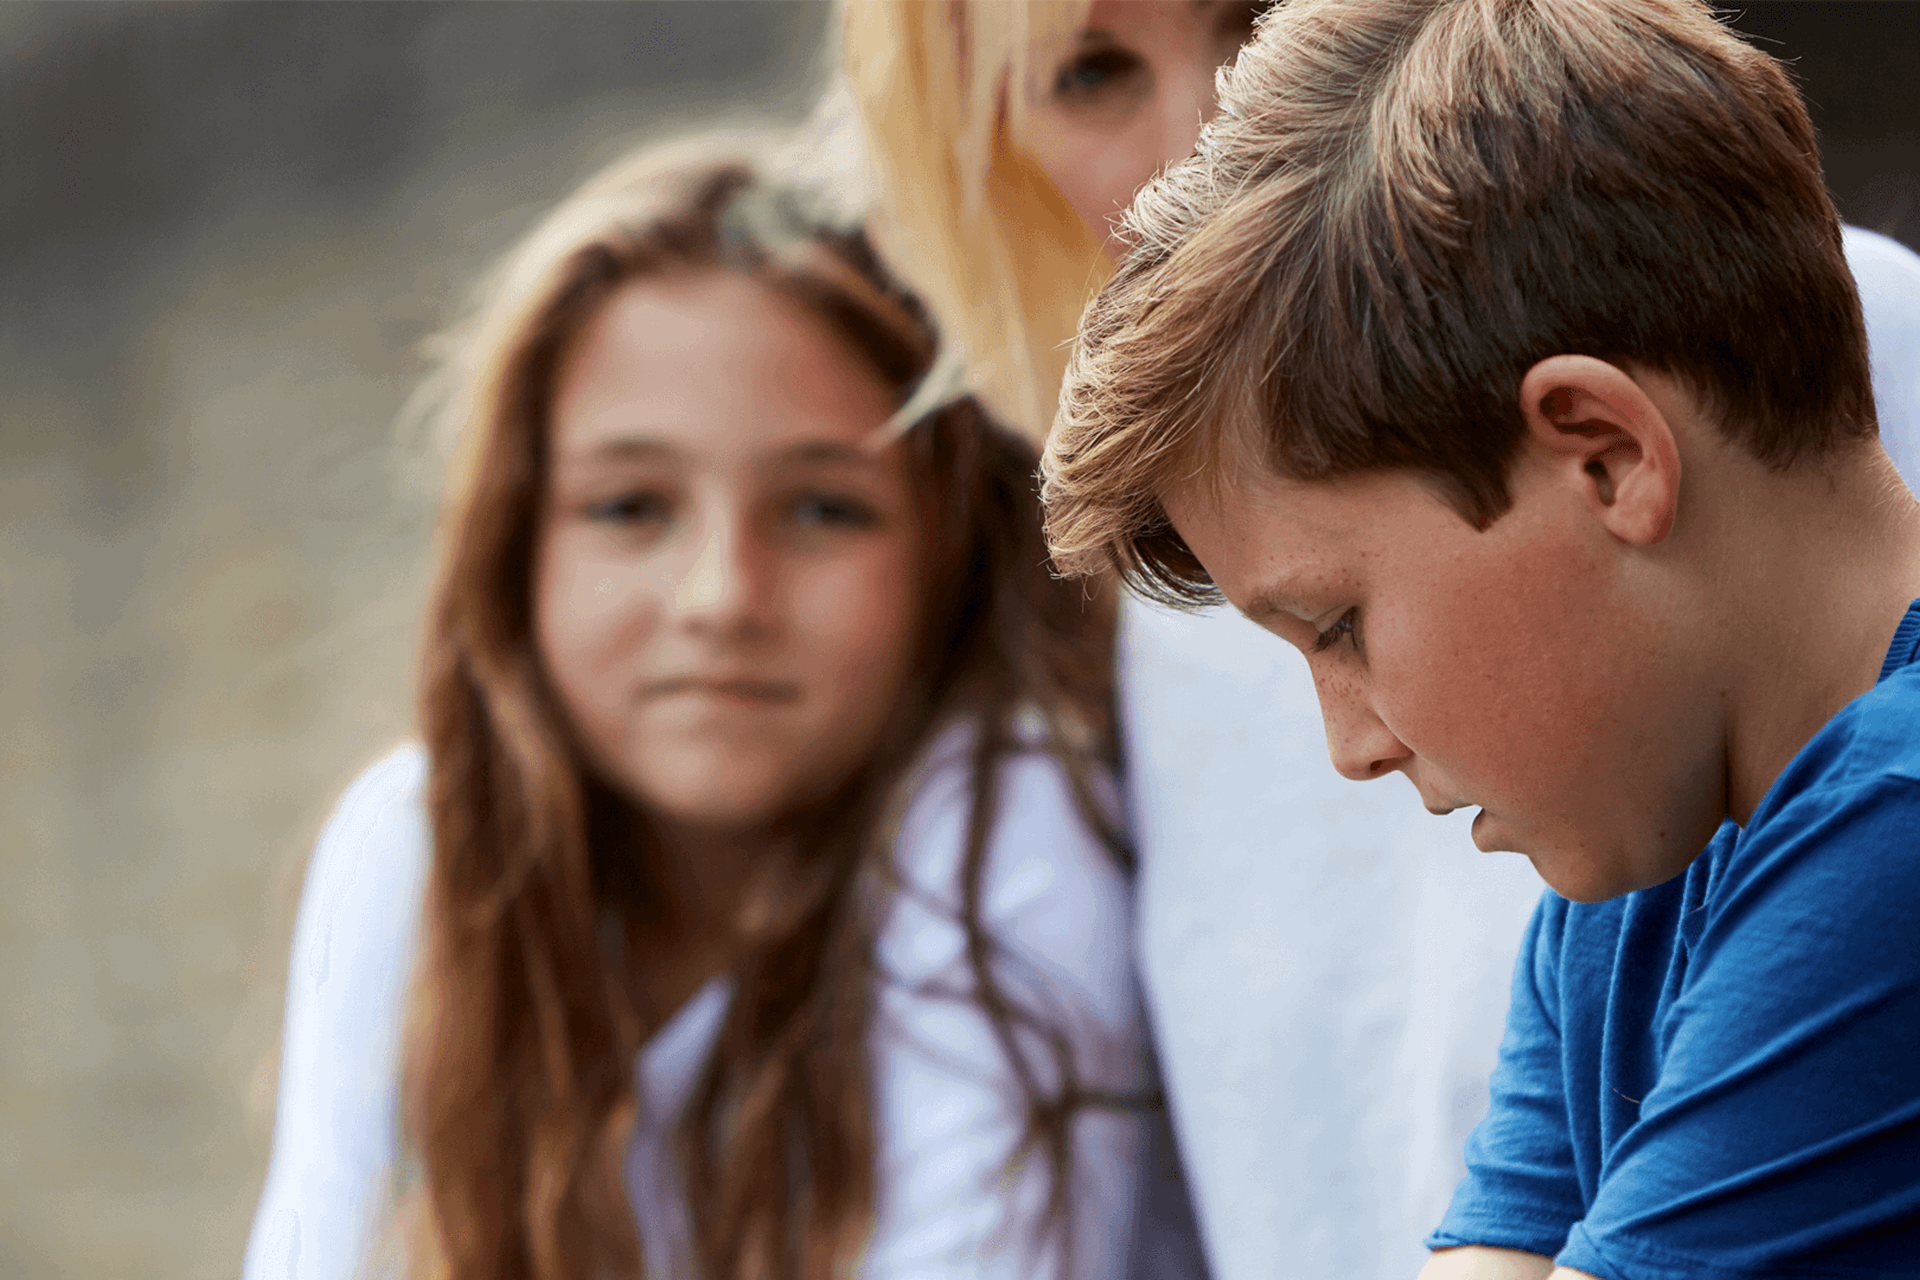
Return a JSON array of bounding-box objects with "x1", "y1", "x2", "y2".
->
[{"x1": 671, "y1": 515, "x2": 774, "y2": 638}]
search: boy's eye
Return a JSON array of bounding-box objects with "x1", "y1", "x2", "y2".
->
[
  {"x1": 785, "y1": 491, "x2": 880, "y2": 533},
  {"x1": 1311, "y1": 607, "x2": 1361, "y2": 655},
  {"x1": 1052, "y1": 46, "x2": 1146, "y2": 102}
]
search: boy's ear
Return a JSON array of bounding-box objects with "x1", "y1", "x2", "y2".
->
[{"x1": 1517, "y1": 355, "x2": 1681, "y2": 546}]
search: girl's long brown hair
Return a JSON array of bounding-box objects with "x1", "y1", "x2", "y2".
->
[{"x1": 403, "y1": 136, "x2": 1124, "y2": 1280}]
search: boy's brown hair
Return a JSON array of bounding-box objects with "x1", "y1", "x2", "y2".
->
[{"x1": 1041, "y1": 0, "x2": 1876, "y2": 605}]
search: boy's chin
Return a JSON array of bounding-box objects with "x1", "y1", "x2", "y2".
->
[
  {"x1": 1475, "y1": 812, "x2": 1640, "y2": 904},
  {"x1": 1524, "y1": 841, "x2": 1654, "y2": 904}
]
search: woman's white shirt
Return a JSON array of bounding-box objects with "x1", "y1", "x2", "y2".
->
[
  {"x1": 243, "y1": 728, "x2": 1146, "y2": 1280},
  {"x1": 1121, "y1": 226, "x2": 1920, "y2": 1280}
]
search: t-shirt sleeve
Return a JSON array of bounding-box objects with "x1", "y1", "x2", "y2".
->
[
  {"x1": 861, "y1": 734, "x2": 1149, "y2": 1280},
  {"x1": 1428, "y1": 889, "x2": 1586, "y2": 1259},
  {"x1": 1557, "y1": 775, "x2": 1920, "y2": 1280},
  {"x1": 243, "y1": 747, "x2": 431, "y2": 1280}
]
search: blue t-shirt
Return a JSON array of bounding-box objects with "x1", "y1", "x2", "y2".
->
[{"x1": 1431, "y1": 601, "x2": 1920, "y2": 1279}]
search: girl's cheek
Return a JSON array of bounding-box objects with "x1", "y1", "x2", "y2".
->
[
  {"x1": 538, "y1": 532, "x2": 662, "y2": 669},
  {"x1": 798, "y1": 552, "x2": 918, "y2": 671}
]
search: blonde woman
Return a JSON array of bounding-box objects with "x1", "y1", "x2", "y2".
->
[{"x1": 841, "y1": 5, "x2": 1920, "y2": 1280}]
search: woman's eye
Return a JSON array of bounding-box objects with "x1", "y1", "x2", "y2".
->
[
  {"x1": 1052, "y1": 46, "x2": 1146, "y2": 101},
  {"x1": 1311, "y1": 607, "x2": 1361, "y2": 655},
  {"x1": 786, "y1": 492, "x2": 879, "y2": 532},
  {"x1": 583, "y1": 490, "x2": 672, "y2": 527}
]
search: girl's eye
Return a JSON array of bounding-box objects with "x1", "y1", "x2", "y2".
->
[
  {"x1": 1052, "y1": 46, "x2": 1146, "y2": 101},
  {"x1": 787, "y1": 491, "x2": 879, "y2": 532},
  {"x1": 1311, "y1": 607, "x2": 1361, "y2": 655},
  {"x1": 583, "y1": 490, "x2": 672, "y2": 527}
]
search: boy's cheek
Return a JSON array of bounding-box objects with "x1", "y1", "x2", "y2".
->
[{"x1": 1376, "y1": 540, "x2": 1629, "y2": 820}]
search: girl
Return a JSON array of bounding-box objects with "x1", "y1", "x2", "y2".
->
[
  {"x1": 244, "y1": 137, "x2": 1148, "y2": 1280},
  {"x1": 838, "y1": 5, "x2": 1920, "y2": 1280}
]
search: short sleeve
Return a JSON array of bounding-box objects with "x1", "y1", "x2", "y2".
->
[
  {"x1": 863, "y1": 729, "x2": 1149, "y2": 1280},
  {"x1": 243, "y1": 747, "x2": 431, "y2": 1280},
  {"x1": 1557, "y1": 776, "x2": 1920, "y2": 1280},
  {"x1": 1428, "y1": 890, "x2": 1585, "y2": 1259}
]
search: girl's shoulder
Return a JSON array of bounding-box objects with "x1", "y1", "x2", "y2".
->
[
  {"x1": 859, "y1": 722, "x2": 1150, "y2": 1280},
  {"x1": 306, "y1": 743, "x2": 431, "y2": 900},
  {"x1": 317, "y1": 743, "x2": 429, "y2": 855},
  {"x1": 287, "y1": 744, "x2": 433, "y2": 1021},
  {"x1": 246, "y1": 745, "x2": 432, "y2": 1280},
  {"x1": 877, "y1": 716, "x2": 1132, "y2": 1012}
]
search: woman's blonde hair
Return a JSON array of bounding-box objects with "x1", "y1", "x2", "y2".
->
[{"x1": 841, "y1": 0, "x2": 1112, "y2": 440}]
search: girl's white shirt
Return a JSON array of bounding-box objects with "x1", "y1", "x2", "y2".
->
[
  {"x1": 1121, "y1": 225, "x2": 1920, "y2": 1280},
  {"x1": 244, "y1": 724, "x2": 1147, "y2": 1280}
]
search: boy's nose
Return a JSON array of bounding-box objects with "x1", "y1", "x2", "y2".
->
[
  {"x1": 1327, "y1": 717, "x2": 1414, "y2": 782},
  {"x1": 1315, "y1": 675, "x2": 1413, "y2": 782}
]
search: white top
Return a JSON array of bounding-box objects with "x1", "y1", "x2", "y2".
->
[
  {"x1": 1124, "y1": 226, "x2": 1920, "y2": 1280},
  {"x1": 244, "y1": 727, "x2": 1148, "y2": 1280},
  {"x1": 1849, "y1": 225, "x2": 1920, "y2": 486}
]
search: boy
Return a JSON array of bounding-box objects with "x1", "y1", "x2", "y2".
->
[{"x1": 1039, "y1": 0, "x2": 1920, "y2": 1277}]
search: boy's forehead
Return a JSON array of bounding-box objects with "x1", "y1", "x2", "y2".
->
[
  {"x1": 1167, "y1": 461, "x2": 1513, "y2": 618},
  {"x1": 1161, "y1": 466, "x2": 1407, "y2": 608},
  {"x1": 1163, "y1": 464, "x2": 1404, "y2": 543}
]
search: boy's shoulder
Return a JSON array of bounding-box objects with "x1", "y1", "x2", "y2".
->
[
  {"x1": 1763, "y1": 606, "x2": 1920, "y2": 807},
  {"x1": 1690, "y1": 602, "x2": 1920, "y2": 906},
  {"x1": 1722, "y1": 601, "x2": 1920, "y2": 902},
  {"x1": 1535, "y1": 602, "x2": 1920, "y2": 1097},
  {"x1": 1457, "y1": 610, "x2": 1920, "y2": 1275}
]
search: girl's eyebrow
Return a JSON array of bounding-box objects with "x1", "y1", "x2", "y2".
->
[
  {"x1": 562, "y1": 436, "x2": 680, "y2": 463},
  {"x1": 773, "y1": 440, "x2": 894, "y2": 470},
  {"x1": 551, "y1": 437, "x2": 897, "y2": 476}
]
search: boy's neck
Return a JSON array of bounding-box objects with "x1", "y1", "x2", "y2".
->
[{"x1": 1712, "y1": 440, "x2": 1920, "y2": 824}]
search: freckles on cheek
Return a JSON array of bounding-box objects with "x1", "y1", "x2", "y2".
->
[
  {"x1": 1367, "y1": 536, "x2": 1529, "y2": 735},
  {"x1": 1420, "y1": 537, "x2": 1618, "y2": 794}
]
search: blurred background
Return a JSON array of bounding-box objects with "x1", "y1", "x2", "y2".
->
[{"x1": 1, "y1": 3, "x2": 1914, "y2": 1277}]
